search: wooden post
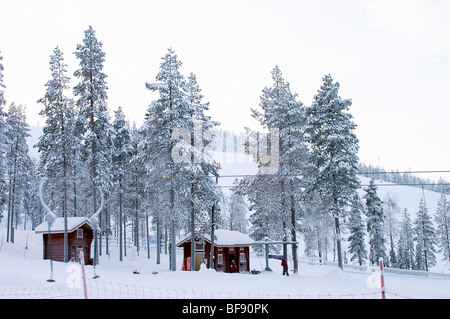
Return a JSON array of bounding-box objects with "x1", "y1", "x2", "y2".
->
[
  {"x1": 379, "y1": 257, "x2": 386, "y2": 299},
  {"x1": 79, "y1": 250, "x2": 88, "y2": 299}
]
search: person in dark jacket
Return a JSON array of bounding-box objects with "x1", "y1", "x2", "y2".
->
[{"x1": 281, "y1": 259, "x2": 289, "y2": 276}]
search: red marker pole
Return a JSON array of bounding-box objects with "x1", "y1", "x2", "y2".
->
[
  {"x1": 79, "y1": 251, "x2": 88, "y2": 299},
  {"x1": 379, "y1": 257, "x2": 386, "y2": 299}
]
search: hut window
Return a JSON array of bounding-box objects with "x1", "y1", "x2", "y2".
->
[
  {"x1": 195, "y1": 242, "x2": 204, "y2": 251},
  {"x1": 218, "y1": 254, "x2": 223, "y2": 264},
  {"x1": 77, "y1": 229, "x2": 83, "y2": 239},
  {"x1": 240, "y1": 252, "x2": 246, "y2": 262}
]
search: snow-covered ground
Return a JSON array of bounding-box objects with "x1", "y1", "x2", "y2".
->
[
  {"x1": 3, "y1": 141, "x2": 450, "y2": 299},
  {"x1": 1, "y1": 223, "x2": 449, "y2": 299}
]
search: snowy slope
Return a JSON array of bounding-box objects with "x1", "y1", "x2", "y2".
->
[
  {"x1": 357, "y1": 175, "x2": 449, "y2": 272},
  {"x1": 357, "y1": 175, "x2": 443, "y2": 222}
]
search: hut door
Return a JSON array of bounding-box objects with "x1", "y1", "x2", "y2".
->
[
  {"x1": 194, "y1": 241, "x2": 205, "y2": 271},
  {"x1": 239, "y1": 248, "x2": 247, "y2": 272},
  {"x1": 76, "y1": 247, "x2": 84, "y2": 262},
  {"x1": 195, "y1": 253, "x2": 204, "y2": 270}
]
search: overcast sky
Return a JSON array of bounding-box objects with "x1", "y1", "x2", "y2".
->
[{"x1": 1, "y1": 0, "x2": 450, "y2": 179}]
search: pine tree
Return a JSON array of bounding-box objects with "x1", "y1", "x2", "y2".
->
[
  {"x1": 5, "y1": 103, "x2": 31, "y2": 242},
  {"x1": 228, "y1": 179, "x2": 249, "y2": 233},
  {"x1": 111, "y1": 106, "x2": 131, "y2": 261},
  {"x1": 435, "y1": 193, "x2": 450, "y2": 265},
  {"x1": 304, "y1": 74, "x2": 360, "y2": 269},
  {"x1": 414, "y1": 198, "x2": 437, "y2": 271},
  {"x1": 247, "y1": 66, "x2": 310, "y2": 273},
  {"x1": 73, "y1": 25, "x2": 109, "y2": 199},
  {"x1": 37, "y1": 46, "x2": 77, "y2": 262},
  {"x1": 73, "y1": 25, "x2": 110, "y2": 265},
  {"x1": 183, "y1": 72, "x2": 221, "y2": 238},
  {"x1": 363, "y1": 178, "x2": 387, "y2": 265},
  {"x1": 0, "y1": 50, "x2": 7, "y2": 217},
  {"x1": 141, "y1": 48, "x2": 220, "y2": 270},
  {"x1": 397, "y1": 208, "x2": 415, "y2": 269},
  {"x1": 0, "y1": 50, "x2": 5, "y2": 107},
  {"x1": 21, "y1": 158, "x2": 39, "y2": 230},
  {"x1": 302, "y1": 194, "x2": 334, "y2": 262},
  {"x1": 384, "y1": 192, "x2": 399, "y2": 267},
  {"x1": 128, "y1": 124, "x2": 148, "y2": 258},
  {"x1": 241, "y1": 173, "x2": 284, "y2": 249},
  {"x1": 348, "y1": 194, "x2": 367, "y2": 266}
]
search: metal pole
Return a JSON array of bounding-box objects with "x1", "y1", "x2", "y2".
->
[
  {"x1": 265, "y1": 243, "x2": 272, "y2": 272},
  {"x1": 40, "y1": 178, "x2": 56, "y2": 283},
  {"x1": 47, "y1": 223, "x2": 55, "y2": 282},
  {"x1": 210, "y1": 174, "x2": 218, "y2": 270},
  {"x1": 210, "y1": 204, "x2": 215, "y2": 269}
]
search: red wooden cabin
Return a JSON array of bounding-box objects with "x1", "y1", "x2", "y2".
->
[
  {"x1": 35, "y1": 217, "x2": 94, "y2": 265},
  {"x1": 177, "y1": 229, "x2": 254, "y2": 273}
]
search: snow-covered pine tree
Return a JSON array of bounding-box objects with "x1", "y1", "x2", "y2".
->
[
  {"x1": 397, "y1": 208, "x2": 415, "y2": 269},
  {"x1": 140, "y1": 49, "x2": 186, "y2": 255},
  {"x1": 183, "y1": 72, "x2": 221, "y2": 247},
  {"x1": 435, "y1": 193, "x2": 450, "y2": 265},
  {"x1": 5, "y1": 102, "x2": 31, "y2": 243},
  {"x1": 302, "y1": 194, "x2": 334, "y2": 262},
  {"x1": 21, "y1": 158, "x2": 39, "y2": 230},
  {"x1": 249, "y1": 66, "x2": 310, "y2": 273},
  {"x1": 128, "y1": 124, "x2": 147, "y2": 257},
  {"x1": 348, "y1": 194, "x2": 367, "y2": 266},
  {"x1": 141, "y1": 49, "x2": 220, "y2": 271},
  {"x1": 0, "y1": 50, "x2": 5, "y2": 107},
  {"x1": 111, "y1": 106, "x2": 131, "y2": 261},
  {"x1": 363, "y1": 178, "x2": 387, "y2": 265},
  {"x1": 384, "y1": 192, "x2": 399, "y2": 267},
  {"x1": 228, "y1": 179, "x2": 249, "y2": 233},
  {"x1": 37, "y1": 46, "x2": 77, "y2": 262},
  {"x1": 73, "y1": 25, "x2": 109, "y2": 222},
  {"x1": 414, "y1": 198, "x2": 437, "y2": 271},
  {"x1": 0, "y1": 50, "x2": 7, "y2": 217},
  {"x1": 241, "y1": 173, "x2": 284, "y2": 253},
  {"x1": 304, "y1": 74, "x2": 360, "y2": 269}
]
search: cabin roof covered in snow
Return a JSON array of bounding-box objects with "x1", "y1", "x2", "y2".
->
[
  {"x1": 177, "y1": 229, "x2": 254, "y2": 247},
  {"x1": 35, "y1": 217, "x2": 92, "y2": 234}
]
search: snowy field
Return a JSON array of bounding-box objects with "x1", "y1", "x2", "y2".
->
[{"x1": 1, "y1": 223, "x2": 450, "y2": 300}]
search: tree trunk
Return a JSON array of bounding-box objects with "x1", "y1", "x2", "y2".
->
[
  {"x1": 190, "y1": 183, "x2": 195, "y2": 271},
  {"x1": 334, "y1": 215, "x2": 343, "y2": 270},
  {"x1": 119, "y1": 178, "x2": 123, "y2": 261},
  {"x1": 156, "y1": 217, "x2": 161, "y2": 264},
  {"x1": 146, "y1": 212, "x2": 150, "y2": 259}
]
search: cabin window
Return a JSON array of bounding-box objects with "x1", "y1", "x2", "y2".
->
[
  {"x1": 218, "y1": 254, "x2": 223, "y2": 264},
  {"x1": 77, "y1": 229, "x2": 83, "y2": 239},
  {"x1": 195, "y1": 242, "x2": 204, "y2": 251},
  {"x1": 240, "y1": 252, "x2": 246, "y2": 262}
]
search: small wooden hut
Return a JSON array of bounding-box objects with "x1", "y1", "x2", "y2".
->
[
  {"x1": 177, "y1": 229, "x2": 254, "y2": 273},
  {"x1": 35, "y1": 217, "x2": 94, "y2": 265}
]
